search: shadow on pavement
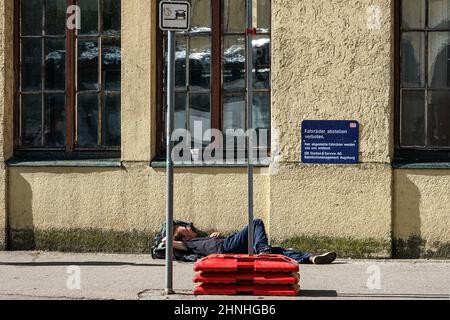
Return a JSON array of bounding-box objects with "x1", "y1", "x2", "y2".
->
[
  {"x1": 299, "y1": 290, "x2": 338, "y2": 298},
  {"x1": 0, "y1": 261, "x2": 164, "y2": 267}
]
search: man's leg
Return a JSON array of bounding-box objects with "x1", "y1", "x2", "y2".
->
[
  {"x1": 222, "y1": 219, "x2": 272, "y2": 254},
  {"x1": 281, "y1": 249, "x2": 313, "y2": 264},
  {"x1": 273, "y1": 247, "x2": 336, "y2": 264}
]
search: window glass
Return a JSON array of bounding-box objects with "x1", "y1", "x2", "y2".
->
[
  {"x1": 22, "y1": 95, "x2": 43, "y2": 147},
  {"x1": 189, "y1": 94, "x2": 211, "y2": 143},
  {"x1": 253, "y1": 92, "x2": 270, "y2": 132},
  {"x1": 223, "y1": 36, "x2": 245, "y2": 89},
  {"x1": 401, "y1": 91, "x2": 426, "y2": 147},
  {"x1": 402, "y1": 0, "x2": 426, "y2": 29},
  {"x1": 77, "y1": 93, "x2": 99, "y2": 147},
  {"x1": 46, "y1": 0, "x2": 66, "y2": 36},
  {"x1": 189, "y1": 37, "x2": 212, "y2": 90},
  {"x1": 255, "y1": 0, "x2": 271, "y2": 32},
  {"x1": 79, "y1": 0, "x2": 99, "y2": 35},
  {"x1": 253, "y1": 35, "x2": 271, "y2": 89},
  {"x1": 223, "y1": 93, "x2": 245, "y2": 131},
  {"x1": 429, "y1": 0, "x2": 450, "y2": 29},
  {"x1": 21, "y1": 39, "x2": 42, "y2": 91},
  {"x1": 45, "y1": 38, "x2": 66, "y2": 90},
  {"x1": 401, "y1": 33, "x2": 425, "y2": 87},
  {"x1": 103, "y1": 37, "x2": 121, "y2": 91},
  {"x1": 428, "y1": 32, "x2": 450, "y2": 87},
  {"x1": 428, "y1": 91, "x2": 450, "y2": 146},
  {"x1": 191, "y1": 0, "x2": 211, "y2": 33},
  {"x1": 103, "y1": 0, "x2": 121, "y2": 35},
  {"x1": 175, "y1": 93, "x2": 186, "y2": 130},
  {"x1": 44, "y1": 94, "x2": 66, "y2": 147},
  {"x1": 21, "y1": 0, "x2": 42, "y2": 36},
  {"x1": 223, "y1": 0, "x2": 245, "y2": 33},
  {"x1": 78, "y1": 40, "x2": 99, "y2": 91},
  {"x1": 18, "y1": 0, "x2": 121, "y2": 152},
  {"x1": 103, "y1": 94, "x2": 121, "y2": 146},
  {"x1": 161, "y1": 0, "x2": 271, "y2": 156}
]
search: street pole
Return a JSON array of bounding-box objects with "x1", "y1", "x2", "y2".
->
[
  {"x1": 165, "y1": 29, "x2": 175, "y2": 295},
  {"x1": 246, "y1": 0, "x2": 254, "y2": 256}
]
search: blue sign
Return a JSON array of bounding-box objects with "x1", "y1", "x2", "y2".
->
[{"x1": 301, "y1": 120, "x2": 359, "y2": 164}]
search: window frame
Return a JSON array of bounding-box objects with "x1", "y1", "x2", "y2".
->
[
  {"x1": 396, "y1": 0, "x2": 450, "y2": 162},
  {"x1": 13, "y1": 0, "x2": 121, "y2": 160},
  {"x1": 155, "y1": 0, "x2": 272, "y2": 158}
]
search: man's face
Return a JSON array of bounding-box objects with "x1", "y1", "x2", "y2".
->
[{"x1": 177, "y1": 227, "x2": 197, "y2": 241}]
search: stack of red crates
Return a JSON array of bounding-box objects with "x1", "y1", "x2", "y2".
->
[{"x1": 193, "y1": 254, "x2": 300, "y2": 296}]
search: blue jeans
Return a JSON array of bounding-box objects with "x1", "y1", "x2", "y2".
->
[{"x1": 221, "y1": 219, "x2": 312, "y2": 264}]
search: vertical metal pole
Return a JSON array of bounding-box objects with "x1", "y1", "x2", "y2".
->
[
  {"x1": 165, "y1": 29, "x2": 176, "y2": 295},
  {"x1": 246, "y1": 0, "x2": 254, "y2": 255}
]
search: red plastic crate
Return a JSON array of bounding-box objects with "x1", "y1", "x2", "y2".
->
[
  {"x1": 193, "y1": 271, "x2": 300, "y2": 285},
  {"x1": 194, "y1": 284, "x2": 300, "y2": 296},
  {"x1": 194, "y1": 254, "x2": 299, "y2": 273}
]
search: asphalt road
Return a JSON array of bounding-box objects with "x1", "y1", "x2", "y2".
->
[{"x1": 0, "y1": 251, "x2": 449, "y2": 300}]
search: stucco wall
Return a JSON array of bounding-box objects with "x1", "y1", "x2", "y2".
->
[
  {"x1": 121, "y1": 0, "x2": 156, "y2": 162},
  {"x1": 394, "y1": 170, "x2": 450, "y2": 258},
  {"x1": 9, "y1": 166, "x2": 270, "y2": 235},
  {"x1": 271, "y1": 0, "x2": 393, "y2": 163},
  {"x1": 269, "y1": 164, "x2": 392, "y2": 241},
  {"x1": 0, "y1": 0, "x2": 14, "y2": 250},
  {"x1": 268, "y1": 0, "x2": 394, "y2": 252},
  {"x1": 3, "y1": 0, "x2": 396, "y2": 257},
  {"x1": 3, "y1": 0, "x2": 449, "y2": 259}
]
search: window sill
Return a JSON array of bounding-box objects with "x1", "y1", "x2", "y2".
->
[
  {"x1": 6, "y1": 158, "x2": 122, "y2": 168},
  {"x1": 150, "y1": 159, "x2": 271, "y2": 168},
  {"x1": 393, "y1": 162, "x2": 450, "y2": 169}
]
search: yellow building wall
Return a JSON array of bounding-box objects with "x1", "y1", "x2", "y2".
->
[
  {"x1": 121, "y1": 0, "x2": 155, "y2": 162},
  {"x1": 268, "y1": 0, "x2": 394, "y2": 256},
  {"x1": 8, "y1": 166, "x2": 270, "y2": 236},
  {"x1": 0, "y1": 0, "x2": 13, "y2": 250},
  {"x1": 0, "y1": 0, "x2": 448, "y2": 258}
]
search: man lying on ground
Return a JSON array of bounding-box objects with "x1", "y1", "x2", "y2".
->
[{"x1": 164, "y1": 219, "x2": 337, "y2": 265}]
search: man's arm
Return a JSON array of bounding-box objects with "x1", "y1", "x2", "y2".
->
[
  {"x1": 173, "y1": 241, "x2": 188, "y2": 251},
  {"x1": 162, "y1": 237, "x2": 188, "y2": 251}
]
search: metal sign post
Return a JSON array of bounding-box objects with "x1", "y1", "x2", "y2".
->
[
  {"x1": 165, "y1": 28, "x2": 175, "y2": 295},
  {"x1": 160, "y1": 0, "x2": 191, "y2": 295},
  {"x1": 246, "y1": 0, "x2": 254, "y2": 256}
]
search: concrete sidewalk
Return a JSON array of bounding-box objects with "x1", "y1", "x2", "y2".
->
[{"x1": 0, "y1": 251, "x2": 449, "y2": 300}]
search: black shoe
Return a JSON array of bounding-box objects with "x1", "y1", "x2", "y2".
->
[{"x1": 311, "y1": 252, "x2": 337, "y2": 265}]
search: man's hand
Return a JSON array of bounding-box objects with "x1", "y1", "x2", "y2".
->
[{"x1": 209, "y1": 232, "x2": 222, "y2": 238}]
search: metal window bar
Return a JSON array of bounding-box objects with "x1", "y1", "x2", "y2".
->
[
  {"x1": 16, "y1": 0, "x2": 121, "y2": 153},
  {"x1": 159, "y1": 0, "x2": 271, "y2": 156}
]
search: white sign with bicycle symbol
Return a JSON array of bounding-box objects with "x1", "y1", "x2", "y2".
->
[{"x1": 159, "y1": 1, "x2": 191, "y2": 31}]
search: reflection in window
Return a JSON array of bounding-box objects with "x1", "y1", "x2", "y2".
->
[
  {"x1": 161, "y1": 0, "x2": 271, "y2": 155},
  {"x1": 163, "y1": 0, "x2": 212, "y2": 140},
  {"x1": 222, "y1": 0, "x2": 271, "y2": 150},
  {"x1": 18, "y1": 0, "x2": 121, "y2": 152},
  {"x1": 77, "y1": 0, "x2": 121, "y2": 148}
]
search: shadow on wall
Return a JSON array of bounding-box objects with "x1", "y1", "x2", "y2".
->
[
  {"x1": 7, "y1": 168, "x2": 156, "y2": 253},
  {"x1": 393, "y1": 173, "x2": 422, "y2": 259},
  {"x1": 8, "y1": 172, "x2": 34, "y2": 250},
  {"x1": 394, "y1": 171, "x2": 450, "y2": 259}
]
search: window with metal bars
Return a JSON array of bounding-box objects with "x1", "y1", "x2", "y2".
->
[
  {"x1": 15, "y1": 0, "x2": 121, "y2": 159},
  {"x1": 397, "y1": 0, "x2": 450, "y2": 161},
  {"x1": 156, "y1": 0, "x2": 271, "y2": 158}
]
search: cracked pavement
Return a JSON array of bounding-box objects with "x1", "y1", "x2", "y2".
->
[{"x1": 0, "y1": 251, "x2": 449, "y2": 300}]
